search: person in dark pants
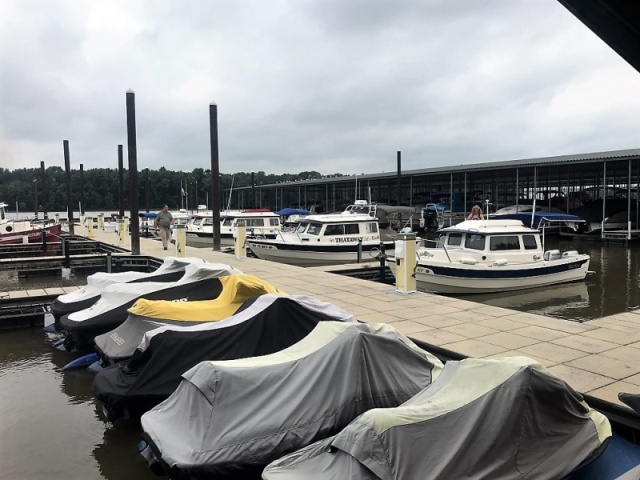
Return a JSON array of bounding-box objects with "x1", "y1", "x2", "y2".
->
[{"x1": 154, "y1": 204, "x2": 175, "y2": 250}]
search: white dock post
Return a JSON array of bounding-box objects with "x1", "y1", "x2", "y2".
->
[
  {"x1": 234, "y1": 224, "x2": 246, "y2": 258},
  {"x1": 395, "y1": 231, "x2": 417, "y2": 294},
  {"x1": 80, "y1": 214, "x2": 85, "y2": 234},
  {"x1": 117, "y1": 219, "x2": 126, "y2": 247},
  {"x1": 97, "y1": 214, "x2": 104, "y2": 231},
  {"x1": 87, "y1": 216, "x2": 94, "y2": 238},
  {"x1": 175, "y1": 224, "x2": 186, "y2": 257}
]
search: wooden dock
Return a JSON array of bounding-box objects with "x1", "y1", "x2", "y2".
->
[{"x1": 3, "y1": 225, "x2": 640, "y2": 412}]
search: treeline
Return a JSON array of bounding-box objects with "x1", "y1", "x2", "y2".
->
[{"x1": 0, "y1": 167, "x2": 344, "y2": 213}]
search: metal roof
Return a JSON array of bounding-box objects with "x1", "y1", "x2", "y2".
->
[
  {"x1": 557, "y1": 0, "x2": 640, "y2": 75},
  {"x1": 253, "y1": 148, "x2": 640, "y2": 189}
]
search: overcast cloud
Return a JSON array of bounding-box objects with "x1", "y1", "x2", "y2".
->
[{"x1": 1, "y1": 0, "x2": 639, "y2": 176}]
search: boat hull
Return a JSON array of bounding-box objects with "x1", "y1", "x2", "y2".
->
[
  {"x1": 185, "y1": 231, "x2": 235, "y2": 248},
  {"x1": 0, "y1": 224, "x2": 61, "y2": 245},
  {"x1": 246, "y1": 240, "x2": 393, "y2": 267},
  {"x1": 393, "y1": 256, "x2": 590, "y2": 294}
]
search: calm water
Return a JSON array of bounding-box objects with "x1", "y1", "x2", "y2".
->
[
  {"x1": 0, "y1": 324, "x2": 156, "y2": 480},
  {"x1": 475, "y1": 237, "x2": 640, "y2": 322},
  {"x1": 0, "y1": 239, "x2": 638, "y2": 479}
]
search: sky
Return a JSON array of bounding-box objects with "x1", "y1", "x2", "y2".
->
[{"x1": 1, "y1": 1, "x2": 640, "y2": 177}]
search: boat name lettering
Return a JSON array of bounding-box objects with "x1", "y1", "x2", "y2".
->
[
  {"x1": 172, "y1": 298, "x2": 188, "y2": 302},
  {"x1": 334, "y1": 237, "x2": 364, "y2": 243}
]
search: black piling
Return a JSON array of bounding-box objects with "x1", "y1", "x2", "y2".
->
[
  {"x1": 397, "y1": 151, "x2": 402, "y2": 207},
  {"x1": 209, "y1": 103, "x2": 222, "y2": 251},
  {"x1": 40, "y1": 161, "x2": 47, "y2": 220},
  {"x1": 118, "y1": 145, "x2": 125, "y2": 219},
  {"x1": 63, "y1": 140, "x2": 74, "y2": 235},
  {"x1": 357, "y1": 238, "x2": 363, "y2": 263},
  {"x1": 80, "y1": 163, "x2": 85, "y2": 215},
  {"x1": 126, "y1": 90, "x2": 140, "y2": 255}
]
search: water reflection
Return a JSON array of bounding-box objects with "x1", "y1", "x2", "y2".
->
[
  {"x1": 465, "y1": 238, "x2": 640, "y2": 322},
  {"x1": 481, "y1": 282, "x2": 590, "y2": 321},
  {"x1": 93, "y1": 406, "x2": 156, "y2": 480}
]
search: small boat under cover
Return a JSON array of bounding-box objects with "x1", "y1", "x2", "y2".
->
[
  {"x1": 93, "y1": 295, "x2": 355, "y2": 422},
  {"x1": 140, "y1": 322, "x2": 443, "y2": 478},
  {"x1": 93, "y1": 274, "x2": 285, "y2": 364},
  {"x1": 58, "y1": 263, "x2": 242, "y2": 352},
  {"x1": 50, "y1": 256, "x2": 207, "y2": 326},
  {"x1": 264, "y1": 356, "x2": 611, "y2": 480}
]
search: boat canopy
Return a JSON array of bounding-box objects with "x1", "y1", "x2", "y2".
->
[
  {"x1": 276, "y1": 208, "x2": 310, "y2": 216},
  {"x1": 264, "y1": 356, "x2": 612, "y2": 480},
  {"x1": 492, "y1": 211, "x2": 585, "y2": 229}
]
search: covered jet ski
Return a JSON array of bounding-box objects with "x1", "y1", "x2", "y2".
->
[
  {"x1": 263, "y1": 356, "x2": 612, "y2": 480},
  {"x1": 140, "y1": 322, "x2": 443, "y2": 478},
  {"x1": 93, "y1": 277, "x2": 288, "y2": 365},
  {"x1": 50, "y1": 257, "x2": 206, "y2": 329},
  {"x1": 93, "y1": 295, "x2": 356, "y2": 422},
  {"x1": 58, "y1": 264, "x2": 251, "y2": 352}
]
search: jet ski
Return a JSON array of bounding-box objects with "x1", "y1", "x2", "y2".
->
[
  {"x1": 93, "y1": 276, "x2": 287, "y2": 365},
  {"x1": 57, "y1": 263, "x2": 242, "y2": 352},
  {"x1": 93, "y1": 295, "x2": 355, "y2": 421},
  {"x1": 50, "y1": 256, "x2": 206, "y2": 329}
]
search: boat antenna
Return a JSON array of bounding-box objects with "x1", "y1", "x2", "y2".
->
[
  {"x1": 226, "y1": 174, "x2": 235, "y2": 211},
  {"x1": 531, "y1": 167, "x2": 537, "y2": 228}
]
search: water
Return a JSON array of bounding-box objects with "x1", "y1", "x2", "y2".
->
[
  {"x1": 0, "y1": 326, "x2": 156, "y2": 480},
  {"x1": 474, "y1": 237, "x2": 640, "y2": 322}
]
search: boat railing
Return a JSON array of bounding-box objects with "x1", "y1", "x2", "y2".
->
[{"x1": 420, "y1": 237, "x2": 452, "y2": 263}]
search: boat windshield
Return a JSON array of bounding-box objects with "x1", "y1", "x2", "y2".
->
[{"x1": 306, "y1": 222, "x2": 323, "y2": 236}]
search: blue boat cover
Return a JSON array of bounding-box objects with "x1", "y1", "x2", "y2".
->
[
  {"x1": 276, "y1": 208, "x2": 310, "y2": 216},
  {"x1": 493, "y1": 211, "x2": 584, "y2": 228}
]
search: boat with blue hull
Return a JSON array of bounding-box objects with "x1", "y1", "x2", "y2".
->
[{"x1": 390, "y1": 219, "x2": 591, "y2": 294}]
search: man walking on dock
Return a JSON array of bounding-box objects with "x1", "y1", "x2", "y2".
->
[{"x1": 154, "y1": 204, "x2": 175, "y2": 250}]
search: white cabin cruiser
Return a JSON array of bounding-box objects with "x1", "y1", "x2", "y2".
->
[
  {"x1": 183, "y1": 210, "x2": 281, "y2": 248},
  {"x1": 389, "y1": 219, "x2": 590, "y2": 294},
  {"x1": 246, "y1": 213, "x2": 394, "y2": 267}
]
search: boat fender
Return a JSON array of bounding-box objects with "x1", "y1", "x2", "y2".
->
[
  {"x1": 543, "y1": 250, "x2": 561, "y2": 261},
  {"x1": 562, "y1": 250, "x2": 579, "y2": 257},
  {"x1": 459, "y1": 258, "x2": 478, "y2": 265},
  {"x1": 493, "y1": 259, "x2": 509, "y2": 266}
]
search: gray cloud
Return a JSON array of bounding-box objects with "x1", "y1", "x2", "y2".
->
[{"x1": 1, "y1": 0, "x2": 639, "y2": 176}]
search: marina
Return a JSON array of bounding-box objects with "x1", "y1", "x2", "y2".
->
[{"x1": 2, "y1": 225, "x2": 640, "y2": 478}]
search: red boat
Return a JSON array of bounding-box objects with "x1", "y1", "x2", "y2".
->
[{"x1": 0, "y1": 224, "x2": 62, "y2": 245}]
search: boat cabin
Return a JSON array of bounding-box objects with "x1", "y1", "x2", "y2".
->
[
  {"x1": 291, "y1": 213, "x2": 383, "y2": 243},
  {"x1": 429, "y1": 219, "x2": 550, "y2": 264}
]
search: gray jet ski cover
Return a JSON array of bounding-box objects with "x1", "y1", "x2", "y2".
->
[
  {"x1": 263, "y1": 356, "x2": 612, "y2": 480},
  {"x1": 140, "y1": 321, "x2": 444, "y2": 478}
]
